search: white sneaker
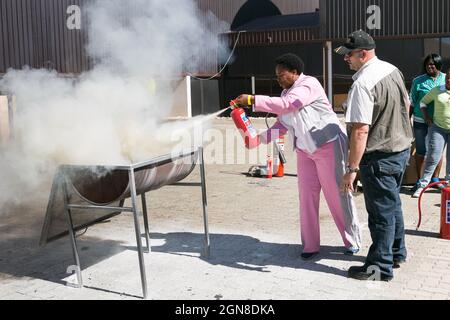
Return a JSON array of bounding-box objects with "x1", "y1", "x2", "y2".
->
[{"x1": 412, "y1": 186, "x2": 424, "y2": 198}]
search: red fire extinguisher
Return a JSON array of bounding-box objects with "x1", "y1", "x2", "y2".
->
[
  {"x1": 230, "y1": 100, "x2": 260, "y2": 149},
  {"x1": 440, "y1": 185, "x2": 450, "y2": 240},
  {"x1": 274, "y1": 135, "x2": 286, "y2": 177},
  {"x1": 417, "y1": 180, "x2": 450, "y2": 240}
]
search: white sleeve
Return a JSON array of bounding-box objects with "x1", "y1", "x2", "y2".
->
[{"x1": 345, "y1": 84, "x2": 374, "y2": 125}]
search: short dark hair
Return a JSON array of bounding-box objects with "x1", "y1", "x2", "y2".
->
[
  {"x1": 423, "y1": 53, "x2": 443, "y2": 72},
  {"x1": 275, "y1": 53, "x2": 304, "y2": 75}
]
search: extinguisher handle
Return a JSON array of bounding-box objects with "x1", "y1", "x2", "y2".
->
[
  {"x1": 229, "y1": 100, "x2": 239, "y2": 109},
  {"x1": 230, "y1": 99, "x2": 250, "y2": 110}
]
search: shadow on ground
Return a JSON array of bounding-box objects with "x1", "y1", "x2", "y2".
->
[
  {"x1": 144, "y1": 232, "x2": 365, "y2": 278},
  {"x1": 405, "y1": 229, "x2": 440, "y2": 238},
  {"x1": 0, "y1": 220, "x2": 127, "y2": 286},
  {"x1": 1, "y1": 224, "x2": 364, "y2": 295}
]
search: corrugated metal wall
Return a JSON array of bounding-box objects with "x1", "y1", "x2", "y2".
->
[
  {"x1": 7, "y1": 0, "x2": 449, "y2": 76},
  {"x1": 3, "y1": 0, "x2": 262, "y2": 75},
  {"x1": 0, "y1": 0, "x2": 89, "y2": 74},
  {"x1": 320, "y1": 0, "x2": 450, "y2": 39}
]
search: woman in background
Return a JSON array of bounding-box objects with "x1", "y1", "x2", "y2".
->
[
  {"x1": 410, "y1": 54, "x2": 446, "y2": 197},
  {"x1": 413, "y1": 69, "x2": 450, "y2": 196}
]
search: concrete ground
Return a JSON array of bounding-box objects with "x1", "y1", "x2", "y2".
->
[{"x1": 0, "y1": 117, "x2": 449, "y2": 300}]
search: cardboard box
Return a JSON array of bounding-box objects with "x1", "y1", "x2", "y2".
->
[
  {"x1": 333, "y1": 94, "x2": 348, "y2": 113},
  {"x1": 402, "y1": 142, "x2": 418, "y2": 185}
]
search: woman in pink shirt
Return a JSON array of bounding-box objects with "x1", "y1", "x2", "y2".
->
[{"x1": 234, "y1": 53, "x2": 361, "y2": 260}]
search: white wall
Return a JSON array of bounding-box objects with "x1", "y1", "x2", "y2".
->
[{"x1": 168, "y1": 76, "x2": 192, "y2": 118}]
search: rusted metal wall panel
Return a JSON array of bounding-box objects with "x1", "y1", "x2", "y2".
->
[
  {"x1": 1, "y1": 0, "x2": 226, "y2": 75},
  {"x1": 44, "y1": 0, "x2": 90, "y2": 73},
  {"x1": 0, "y1": 0, "x2": 90, "y2": 74},
  {"x1": 320, "y1": 0, "x2": 450, "y2": 40}
]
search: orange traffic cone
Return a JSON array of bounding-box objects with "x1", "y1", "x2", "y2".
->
[{"x1": 275, "y1": 156, "x2": 284, "y2": 177}]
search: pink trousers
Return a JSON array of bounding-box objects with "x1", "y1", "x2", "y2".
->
[{"x1": 296, "y1": 134, "x2": 361, "y2": 253}]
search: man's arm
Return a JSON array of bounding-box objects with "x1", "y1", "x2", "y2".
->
[
  {"x1": 348, "y1": 123, "x2": 369, "y2": 168},
  {"x1": 342, "y1": 83, "x2": 372, "y2": 192},
  {"x1": 341, "y1": 123, "x2": 369, "y2": 193}
]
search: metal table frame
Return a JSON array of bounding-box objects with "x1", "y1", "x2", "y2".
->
[{"x1": 58, "y1": 147, "x2": 209, "y2": 299}]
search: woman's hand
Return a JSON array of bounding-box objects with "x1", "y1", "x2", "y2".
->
[{"x1": 234, "y1": 94, "x2": 253, "y2": 107}]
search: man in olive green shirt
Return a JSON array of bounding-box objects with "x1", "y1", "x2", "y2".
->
[{"x1": 413, "y1": 69, "x2": 450, "y2": 196}]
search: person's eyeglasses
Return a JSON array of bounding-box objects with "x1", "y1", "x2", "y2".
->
[
  {"x1": 427, "y1": 63, "x2": 436, "y2": 67},
  {"x1": 344, "y1": 49, "x2": 363, "y2": 58},
  {"x1": 276, "y1": 72, "x2": 289, "y2": 80}
]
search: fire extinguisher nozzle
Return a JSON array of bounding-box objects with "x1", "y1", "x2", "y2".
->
[{"x1": 229, "y1": 100, "x2": 239, "y2": 109}]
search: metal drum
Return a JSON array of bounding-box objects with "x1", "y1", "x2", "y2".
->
[{"x1": 66, "y1": 152, "x2": 198, "y2": 205}]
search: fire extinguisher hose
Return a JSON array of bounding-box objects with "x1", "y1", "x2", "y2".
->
[
  {"x1": 417, "y1": 180, "x2": 449, "y2": 230},
  {"x1": 265, "y1": 113, "x2": 287, "y2": 164}
]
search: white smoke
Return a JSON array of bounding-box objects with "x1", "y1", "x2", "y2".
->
[{"x1": 0, "y1": 0, "x2": 230, "y2": 206}]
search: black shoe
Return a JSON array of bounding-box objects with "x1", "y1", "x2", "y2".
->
[
  {"x1": 347, "y1": 265, "x2": 393, "y2": 281},
  {"x1": 393, "y1": 259, "x2": 406, "y2": 269},
  {"x1": 344, "y1": 246, "x2": 359, "y2": 255},
  {"x1": 301, "y1": 252, "x2": 319, "y2": 260}
]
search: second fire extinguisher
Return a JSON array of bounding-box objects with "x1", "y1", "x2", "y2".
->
[
  {"x1": 273, "y1": 135, "x2": 286, "y2": 177},
  {"x1": 417, "y1": 180, "x2": 450, "y2": 240},
  {"x1": 440, "y1": 185, "x2": 450, "y2": 240}
]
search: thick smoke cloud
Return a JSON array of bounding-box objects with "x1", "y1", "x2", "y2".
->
[{"x1": 0, "y1": 0, "x2": 229, "y2": 206}]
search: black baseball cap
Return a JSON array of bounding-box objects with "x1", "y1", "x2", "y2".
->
[{"x1": 334, "y1": 30, "x2": 376, "y2": 55}]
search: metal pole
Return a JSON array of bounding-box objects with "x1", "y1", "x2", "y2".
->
[
  {"x1": 200, "y1": 80, "x2": 205, "y2": 115},
  {"x1": 8, "y1": 94, "x2": 15, "y2": 139},
  {"x1": 326, "y1": 41, "x2": 333, "y2": 104},
  {"x1": 198, "y1": 147, "x2": 210, "y2": 258},
  {"x1": 62, "y1": 174, "x2": 83, "y2": 288},
  {"x1": 128, "y1": 169, "x2": 148, "y2": 299},
  {"x1": 251, "y1": 76, "x2": 256, "y2": 112},
  {"x1": 141, "y1": 193, "x2": 151, "y2": 253},
  {"x1": 251, "y1": 76, "x2": 256, "y2": 95},
  {"x1": 322, "y1": 44, "x2": 327, "y2": 89},
  {"x1": 67, "y1": 204, "x2": 133, "y2": 212},
  {"x1": 186, "y1": 75, "x2": 192, "y2": 118}
]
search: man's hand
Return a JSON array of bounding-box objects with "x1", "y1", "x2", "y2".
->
[{"x1": 340, "y1": 172, "x2": 357, "y2": 193}]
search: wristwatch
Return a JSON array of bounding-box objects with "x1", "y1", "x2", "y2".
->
[{"x1": 345, "y1": 166, "x2": 360, "y2": 174}]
